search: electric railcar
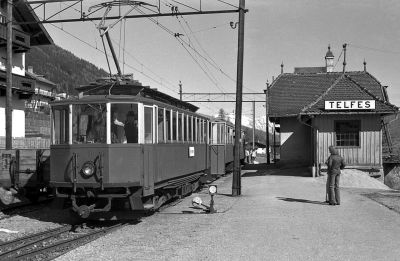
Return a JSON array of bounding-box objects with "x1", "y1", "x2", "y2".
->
[{"x1": 50, "y1": 78, "x2": 241, "y2": 218}]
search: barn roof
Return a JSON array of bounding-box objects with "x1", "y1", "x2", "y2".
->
[{"x1": 269, "y1": 71, "x2": 398, "y2": 117}]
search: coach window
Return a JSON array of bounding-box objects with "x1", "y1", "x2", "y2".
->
[
  {"x1": 193, "y1": 118, "x2": 197, "y2": 143},
  {"x1": 165, "y1": 110, "x2": 171, "y2": 142},
  {"x1": 335, "y1": 120, "x2": 360, "y2": 147},
  {"x1": 188, "y1": 115, "x2": 192, "y2": 142},
  {"x1": 144, "y1": 106, "x2": 154, "y2": 144},
  {"x1": 178, "y1": 113, "x2": 184, "y2": 142},
  {"x1": 183, "y1": 114, "x2": 187, "y2": 142},
  {"x1": 72, "y1": 103, "x2": 107, "y2": 144},
  {"x1": 158, "y1": 108, "x2": 165, "y2": 143},
  {"x1": 172, "y1": 110, "x2": 177, "y2": 142},
  {"x1": 110, "y1": 104, "x2": 138, "y2": 144},
  {"x1": 199, "y1": 119, "x2": 204, "y2": 143},
  {"x1": 52, "y1": 106, "x2": 70, "y2": 145}
]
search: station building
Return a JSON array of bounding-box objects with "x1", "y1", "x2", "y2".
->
[{"x1": 268, "y1": 46, "x2": 398, "y2": 177}]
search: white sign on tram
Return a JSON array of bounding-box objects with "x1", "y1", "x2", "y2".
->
[{"x1": 324, "y1": 100, "x2": 375, "y2": 110}]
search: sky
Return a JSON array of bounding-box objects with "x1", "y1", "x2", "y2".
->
[{"x1": 30, "y1": 0, "x2": 400, "y2": 121}]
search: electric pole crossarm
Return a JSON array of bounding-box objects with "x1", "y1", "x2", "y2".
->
[{"x1": 15, "y1": 9, "x2": 247, "y2": 25}]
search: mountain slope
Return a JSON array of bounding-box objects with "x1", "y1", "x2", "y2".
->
[{"x1": 25, "y1": 45, "x2": 108, "y2": 95}]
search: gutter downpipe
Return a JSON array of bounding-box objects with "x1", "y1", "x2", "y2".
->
[{"x1": 297, "y1": 113, "x2": 319, "y2": 177}]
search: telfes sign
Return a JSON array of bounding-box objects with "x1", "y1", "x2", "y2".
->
[{"x1": 325, "y1": 100, "x2": 375, "y2": 110}]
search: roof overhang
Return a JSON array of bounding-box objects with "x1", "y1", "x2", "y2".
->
[{"x1": 13, "y1": 0, "x2": 53, "y2": 45}]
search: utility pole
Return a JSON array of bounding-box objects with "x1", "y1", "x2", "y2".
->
[
  {"x1": 6, "y1": 0, "x2": 13, "y2": 150},
  {"x1": 264, "y1": 83, "x2": 270, "y2": 164},
  {"x1": 179, "y1": 81, "x2": 182, "y2": 101},
  {"x1": 232, "y1": 0, "x2": 245, "y2": 197}
]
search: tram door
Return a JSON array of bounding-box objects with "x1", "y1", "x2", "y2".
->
[
  {"x1": 210, "y1": 122, "x2": 226, "y2": 176},
  {"x1": 142, "y1": 106, "x2": 155, "y2": 197}
]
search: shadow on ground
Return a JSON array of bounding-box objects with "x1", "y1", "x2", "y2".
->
[
  {"x1": 241, "y1": 163, "x2": 311, "y2": 177},
  {"x1": 276, "y1": 197, "x2": 328, "y2": 205}
]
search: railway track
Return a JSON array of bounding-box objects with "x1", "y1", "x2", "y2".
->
[
  {"x1": 0, "y1": 198, "x2": 53, "y2": 221},
  {"x1": 0, "y1": 222, "x2": 126, "y2": 260}
]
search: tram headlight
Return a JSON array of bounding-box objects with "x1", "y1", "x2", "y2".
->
[{"x1": 81, "y1": 161, "x2": 96, "y2": 177}]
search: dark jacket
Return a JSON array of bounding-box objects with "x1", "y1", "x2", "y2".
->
[{"x1": 326, "y1": 146, "x2": 345, "y2": 175}]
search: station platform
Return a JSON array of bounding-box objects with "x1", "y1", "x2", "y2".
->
[{"x1": 57, "y1": 165, "x2": 400, "y2": 261}]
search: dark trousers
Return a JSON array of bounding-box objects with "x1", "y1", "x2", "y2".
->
[{"x1": 328, "y1": 173, "x2": 340, "y2": 205}]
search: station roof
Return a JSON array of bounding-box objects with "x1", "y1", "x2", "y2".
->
[
  {"x1": 269, "y1": 71, "x2": 398, "y2": 117},
  {"x1": 75, "y1": 78, "x2": 199, "y2": 112}
]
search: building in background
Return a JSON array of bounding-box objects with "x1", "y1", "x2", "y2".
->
[
  {"x1": 0, "y1": 0, "x2": 53, "y2": 147},
  {"x1": 269, "y1": 46, "x2": 398, "y2": 179}
]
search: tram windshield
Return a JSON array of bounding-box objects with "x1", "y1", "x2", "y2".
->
[
  {"x1": 72, "y1": 103, "x2": 107, "y2": 144},
  {"x1": 52, "y1": 106, "x2": 69, "y2": 145}
]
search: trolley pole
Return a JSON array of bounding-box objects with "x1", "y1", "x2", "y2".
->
[
  {"x1": 264, "y1": 83, "x2": 270, "y2": 164},
  {"x1": 232, "y1": 0, "x2": 245, "y2": 196},
  {"x1": 5, "y1": 0, "x2": 13, "y2": 150}
]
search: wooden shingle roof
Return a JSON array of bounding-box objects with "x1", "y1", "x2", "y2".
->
[{"x1": 269, "y1": 71, "x2": 398, "y2": 117}]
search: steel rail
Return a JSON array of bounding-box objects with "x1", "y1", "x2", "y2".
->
[
  {"x1": 0, "y1": 225, "x2": 72, "y2": 259},
  {"x1": 0, "y1": 198, "x2": 54, "y2": 221},
  {"x1": 13, "y1": 223, "x2": 127, "y2": 261}
]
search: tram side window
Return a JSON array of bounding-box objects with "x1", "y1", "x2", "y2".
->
[
  {"x1": 183, "y1": 114, "x2": 187, "y2": 142},
  {"x1": 165, "y1": 110, "x2": 171, "y2": 142},
  {"x1": 172, "y1": 111, "x2": 177, "y2": 142},
  {"x1": 203, "y1": 121, "x2": 208, "y2": 143},
  {"x1": 158, "y1": 108, "x2": 165, "y2": 143},
  {"x1": 194, "y1": 118, "x2": 198, "y2": 143},
  {"x1": 111, "y1": 104, "x2": 138, "y2": 144},
  {"x1": 144, "y1": 106, "x2": 153, "y2": 144},
  {"x1": 199, "y1": 119, "x2": 203, "y2": 143},
  {"x1": 178, "y1": 113, "x2": 183, "y2": 142},
  {"x1": 52, "y1": 106, "x2": 69, "y2": 144},
  {"x1": 72, "y1": 103, "x2": 107, "y2": 144},
  {"x1": 188, "y1": 116, "x2": 192, "y2": 142}
]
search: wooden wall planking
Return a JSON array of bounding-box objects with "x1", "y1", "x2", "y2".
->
[{"x1": 315, "y1": 115, "x2": 382, "y2": 167}]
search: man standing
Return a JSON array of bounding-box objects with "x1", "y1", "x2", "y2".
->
[{"x1": 326, "y1": 146, "x2": 345, "y2": 205}]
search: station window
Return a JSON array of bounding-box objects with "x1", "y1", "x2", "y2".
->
[
  {"x1": 110, "y1": 104, "x2": 138, "y2": 144},
  {"x1": 158, "y1": 108, "x2": 165, "y2": 143},
  {"x1": 52, "y1": 106, "x2": 69, "y2": 145},
  {"x1": 144, "y1": 106, "x2": 154, "y2": 144},
  {"x1": 335, "y1": 120, "x2": 360, "y2": 147}
]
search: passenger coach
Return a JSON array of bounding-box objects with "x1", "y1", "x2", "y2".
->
[{"x1": 50, "y1": 78, "x2": 237, "y2": 218}]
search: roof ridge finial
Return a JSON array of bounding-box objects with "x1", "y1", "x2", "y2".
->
[
  {"x1": 281, "y1": 62, "x2": 284, "y2": 74},
  {"x1": 363, "y1": 59, "x2": 367, "y2": 72}
]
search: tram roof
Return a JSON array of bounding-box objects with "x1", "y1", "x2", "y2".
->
[{"x1": 55, "y1": 78, "x2": 199, "y2": 112}]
